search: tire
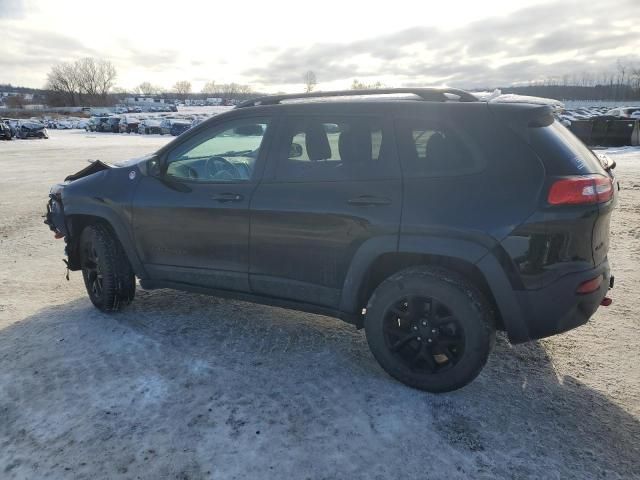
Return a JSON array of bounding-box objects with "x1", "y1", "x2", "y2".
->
[
  {"x1": 79, "y1": 224, "x2": 136, "y2": 312},
  {"x1": 364, "y1": 266, "x2": 495, "y2": 393}
]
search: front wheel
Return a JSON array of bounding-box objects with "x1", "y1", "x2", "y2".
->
[
  {"x1": 80, "y1": 224, "x2": 135, "y2": 312},
  {"x1": 364, "y1": 266, "x2": 495, "y2": 393}
]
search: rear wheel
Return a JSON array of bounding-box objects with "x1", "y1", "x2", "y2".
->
[
  {"x1": 80, "y1": 224, "x2": 135, "y2": 312},
  {"x1": 364, "y1": 266, "x2": 495, "y2": 392}
]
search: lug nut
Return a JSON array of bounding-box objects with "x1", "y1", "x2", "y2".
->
[{"x1": 412, "y1": 326, "x2": 418, "y2": 331}]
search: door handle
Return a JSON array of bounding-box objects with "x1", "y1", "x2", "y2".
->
[
  {"x1": 211, "y1": 193, "x2": 244, "y2": 202},
  {"x1": 347, "y1": 195, "x2": 392, "y2": 206}
]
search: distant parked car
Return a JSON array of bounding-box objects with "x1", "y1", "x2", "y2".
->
[
  {"x1": 0, "y1": 122, "x2": 12, "y2": 140},
  {"x1": 94, "y1": 117, "x2": 116, "y2": 133},
  {"x1": 604, "y1": 107, "x2": 640, "y2": 118},
  {"x1": 2, "y1": 118, "x2": 17, "y2": 138},
  {"x1": 159, "y1": 119, "x2": 189, "y2": 135},
  {"x1": 86, "y1": 116, "x2": 111, "y2": 132},
  {"x1": 17, "y1": 121, "x2": 48, "y2": 139},
  {"x1": 119, "y1": 116, "x2": 140, "y2": 134},
  {"x1": 56, "y1": 120, "x2": 74, "y2": 129},
  {"x1": 138, "y1": 119, "x2": 162, "y2": 134},
  {"x1": 106, "y1": 117, "x2": 121, "y2": 133},
  {"x1": 84, "y1": 118, "x2": 98, "y2": 132},
  {"x1": 170, "y1": 121, "x2": 192, "y2": 136}
]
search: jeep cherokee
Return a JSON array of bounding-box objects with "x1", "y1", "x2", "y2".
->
[{"x1": 45, "y1": 88, "x2": 617, "y2": 392}]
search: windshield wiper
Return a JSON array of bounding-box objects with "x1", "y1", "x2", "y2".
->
[{"x1": 219, "y1": 150, "x2": 254, "y2": 157}]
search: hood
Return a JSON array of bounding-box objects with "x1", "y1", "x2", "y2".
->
[{"x1": 63, "y1": 154, "x2": 154, "y2": 182}]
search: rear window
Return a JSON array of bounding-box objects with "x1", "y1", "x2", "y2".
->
[
  {"x1": 395, "y1": 118, "x2": 485, "y2": 177},
  {"x1": 529, "y1": 121, "x2": 606, "y2": 175}
]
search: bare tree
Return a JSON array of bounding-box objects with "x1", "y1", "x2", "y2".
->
[
  {"x1": 303, "y1": 71, "x2": 317, "y2": 92},
  {"x1": 172, "y1": 80, "x2": 192, "y2": 101},
  {"x1": 6, "y1": 95, "x2": 26, "y2": 109},
  {"x1": 46, "y1": 62, "x2": 81, "y2": 106},
  {"x1": 76, "y1": 58, "x2": 117, "y2": 100},
  {"x1": 201, "y1": 80, "x2": 217, "y2": 94},
  {"x1": 136, "y1": 82, "x2": 162, "y2": 95},
  {"x1": 351, "y1": 79, "x2": 383, "y2": 90},
  {"x1": 45, "y1": 58, "x2": 116, "y2": 106},
  {"x1": 219, "y1": 83, "x2": 239, "y2": 99}
]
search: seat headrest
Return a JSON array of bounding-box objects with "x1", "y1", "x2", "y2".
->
[
  {"x1": 338, "y1": 125, "x2": 372, "y2": 164},
  {"x1": 424, "y1": 132, "x2": 448, "y2": 170},
  {"x1": 305, "y1": 122, "x2": 332, "y2": 160}
]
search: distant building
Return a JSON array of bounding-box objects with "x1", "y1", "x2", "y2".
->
[{"x1": 124, "y1": 96, "x2": 166, "y2": 105}]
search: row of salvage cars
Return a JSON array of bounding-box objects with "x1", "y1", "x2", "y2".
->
[
  {"x1": 85, "y1": 115, "x2": 198, "y2": 136},
  {"x1": 1, "y1": 118, "x2": 49, "y2": 140}
]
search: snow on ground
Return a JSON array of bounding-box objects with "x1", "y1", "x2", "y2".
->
[{"x1": 0, "y1": 131, "x2": 639, "y2": 479}]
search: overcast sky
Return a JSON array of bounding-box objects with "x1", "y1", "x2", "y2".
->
[{"x1": 1, "y1": 0, "x2": 639, "y2": 93}]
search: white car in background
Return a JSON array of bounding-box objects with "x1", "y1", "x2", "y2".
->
[{"x1": 605, "y1": 107, "x2": 640, "y2": 118}]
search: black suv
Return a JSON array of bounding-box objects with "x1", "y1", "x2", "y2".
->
[{"x1": 45, "y1": 88, "x2": 617, "y2": 392}]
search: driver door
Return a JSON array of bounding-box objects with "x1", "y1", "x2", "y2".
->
[{"x1": 132, "y1": 116, "x2": 273, "y2": 292}]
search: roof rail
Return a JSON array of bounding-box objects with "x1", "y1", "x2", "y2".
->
[{"x1": 235, "y1": 87, "x2": 478, "y2": 108}]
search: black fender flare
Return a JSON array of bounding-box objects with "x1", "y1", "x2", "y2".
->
[
  {"x1": 64, "y1": 201, "x2": 147, "y2": 279},
  {"x1": 339, "y1": 235, "x2": 529, "y2": 343}
]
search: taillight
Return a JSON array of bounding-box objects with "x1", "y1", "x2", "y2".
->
[
  {"x1": 548, "y1": 175, "x2": 613, "y2": 205},
  {"x1": 576, "y1": 276, "x2": 603, "y2": 294}
]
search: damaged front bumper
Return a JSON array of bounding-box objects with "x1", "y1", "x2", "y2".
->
[
  {"x1": 44, "y1": 191, "x2": 68, "y2": 238},
  {"x1": 44, "y1": 160, "x2": 113, "y2": 238},
  {"x1": 44, "y1": 160, "x2": 115, "y2": 272}
]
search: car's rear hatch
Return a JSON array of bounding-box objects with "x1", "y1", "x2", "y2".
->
[
  {"x1": 490, "y1": 103, "x2": 616, "y2": 288},
  {"x1": 527, "y1": 119, "x2": 617, "y2": 267}
]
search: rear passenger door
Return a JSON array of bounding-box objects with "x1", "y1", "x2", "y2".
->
[{"x1": 249, "y1": 115, "x2": 402, "y2": 308}]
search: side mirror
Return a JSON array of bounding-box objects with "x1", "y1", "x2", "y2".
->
[
  {"x1": 289, "y1": 142, "x2": 303, "y2": 158},
  {"x1": 147, "y1": 156, "x2": 162, "y2": 177}
]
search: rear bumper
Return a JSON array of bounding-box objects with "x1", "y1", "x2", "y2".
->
[{"x1": 510, "y1": 259, "x2": 612, "y2": 342}]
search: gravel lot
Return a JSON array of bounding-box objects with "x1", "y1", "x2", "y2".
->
[{"x1": 1, "y1": 131, "x2": 639, "y2": 479}]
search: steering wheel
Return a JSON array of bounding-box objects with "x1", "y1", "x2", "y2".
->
[{"x1": 204, "y1": 156, "x2": 241, "y2": 180}]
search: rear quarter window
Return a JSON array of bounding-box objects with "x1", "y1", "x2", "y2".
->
[{"x1": 529, "y1": 121, "x2": 606, "y2": 175}]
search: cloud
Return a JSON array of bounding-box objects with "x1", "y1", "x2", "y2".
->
[
  {"x1": 0, "y1": 26, "x2": 98, "y2": 86},
  {"x1": 245, "y1": 0, "x2": 640, "y2": 88},
  {"x1": 121, "y1": 48, "x2": 181, "y2": 70},
  {"x1": 0, "y1": 0, "x2": 26, "y2": 18}
]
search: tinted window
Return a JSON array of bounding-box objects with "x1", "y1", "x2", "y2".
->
[
  {"x1": 529, "y1": 121, "x2": 605, "y2": 175},
  {"x1": 166, "y1": 118, "x2": 270, "y2": 182},
  {"x1": 275, "y1": 116, "x2": 394, "y2": 181},
  {"x1": 395, "y1": 119, "x2": 483, "y2": 177}
]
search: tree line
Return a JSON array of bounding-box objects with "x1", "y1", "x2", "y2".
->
[
  {"x1": 5, "y1": 56, "x2": 640, "y2": 109},
  {"x1": 498, "y1": 60, "x2": 640, "y2": 101}
]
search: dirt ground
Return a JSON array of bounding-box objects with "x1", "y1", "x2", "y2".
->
[{"x1": 0, "y1": 130, "x2": 638, "y2": 480}]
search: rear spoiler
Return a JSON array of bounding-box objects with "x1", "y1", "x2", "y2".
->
[{"x1": 488, "y1": 103, "x2": 555, "y2": 142}]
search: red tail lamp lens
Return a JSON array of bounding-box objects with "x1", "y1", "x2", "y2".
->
[
  {"x1": 548, "y1": 175, "x2": 613, "y2": 205},
  {"x1": 576, "y1": 276, "x2": 603, "y2": 294}
]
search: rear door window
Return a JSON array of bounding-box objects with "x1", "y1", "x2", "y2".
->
[
  {"x1": 274, "y1": 116, "x2": 396, "y2": 182},
  {"x1": 395, "y1": 119, "x2": 485, "y2": 177}
]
